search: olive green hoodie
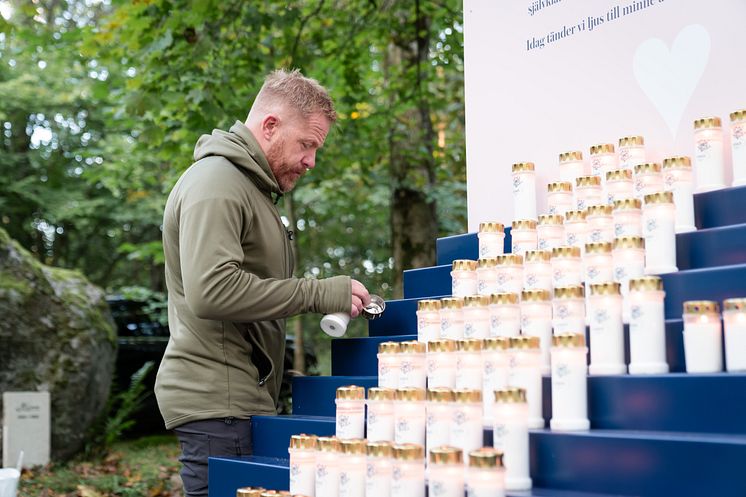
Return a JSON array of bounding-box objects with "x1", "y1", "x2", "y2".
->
[{"x1": 155, "y1": 121, "x2": 350, "y2": 429}]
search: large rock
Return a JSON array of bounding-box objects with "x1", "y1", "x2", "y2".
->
[{"x1": 0, "y1": 227, "x2": 116, "y2": 461}]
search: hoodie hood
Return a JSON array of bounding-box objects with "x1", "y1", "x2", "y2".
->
[{"x1": 193, "y1": 121, "x2": 282, "y2": 195}]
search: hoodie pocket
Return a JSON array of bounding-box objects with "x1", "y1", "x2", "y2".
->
[{"x1": 238, "y1": 324, "x2": 274, "y2": 386}]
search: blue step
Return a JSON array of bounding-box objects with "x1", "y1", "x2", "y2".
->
[
  {"x1": 332, "y1": 334, "x2": 417, "y2": 376},
  {"x1": 367, "y1": 295, "x2": 447, "y2": 337},
  {"x1": 251, "y1": 415, "x2": 335, "y2": 458},
  {"x1": 292, "y1": 375, "x2": 377, "y2": 417}
]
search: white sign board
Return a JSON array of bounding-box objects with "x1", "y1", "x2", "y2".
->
[
  {"x1": 463, "y1": 0, "x2": 746, "y2": 230},
  {"x1": 3, "y1": 392, "x2": 50, "y2": 468}
]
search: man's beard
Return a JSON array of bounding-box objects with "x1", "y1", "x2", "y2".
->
[{"x1": 266, "y1": 135, "x2": 300, "y2": 192}]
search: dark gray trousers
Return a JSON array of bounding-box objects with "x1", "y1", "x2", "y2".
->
[{"x1": 174, "y1": 417, "x2": 252, "y2": 497}]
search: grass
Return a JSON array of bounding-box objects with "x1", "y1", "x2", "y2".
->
[{"x1": 18, "y1": 434, "x2": 182, "y2": 497}]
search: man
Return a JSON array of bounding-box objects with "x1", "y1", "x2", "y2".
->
[{"x1": 155, "y1": 69, "x2": 371, "y2": 496}]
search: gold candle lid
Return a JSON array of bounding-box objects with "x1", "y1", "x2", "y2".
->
[
  {"x1": 590, "y1": 143, "x2": 615, "y2": 154},
  {"x1": 395, "y1": 387, "x2": 426, "y2": 402},
  {"x1": 559, "y1": 150, "x2": 583, "y2": 162},
  {"x1": 538, "y1": 214, "x2": 564, "y2": 226},
  {"x1": 584, "y1": 242, "x2": 612, "y2": 254},
  {"x1": 512, "y1": 162, "x2": 535, "y2": 172},
  {"x1": 590, "y1": 282, "x2": 621, "y2": 296},
  {"x1": 427, "y1": 387, "x2": 455, "y2": 403},
  {"x1": 457, "y1": 338, "x2": 484, "y2": 351},
  {"x1": 613, "y1": 198, "x2": 642, "y2": 211},
  {"x1": 337, "y1": 385, "x2": 365, "y2": 400},
  {"x1": 368, "y1": 387, "x2": 396, "y2": 401},
  {"x1": 483, "y1": 336, "x2": 511, "y2": 350},
  {"x1": 289, "y1": 434, "x2": 318, "y2": 450},
  {"x1": 452, "y1": 259, "x2": 477, "y2": 271},
  {"x1": 418, "y1": 299, "x2": 442, "y2": 311},
  {"x1": 367, "y1": 441, "x2": 393, "y2": 458},
  {"x1": 662, "y1": 156, "x2": 692, "y2": 169},
  {"x1": 465, "y1": 295, "x2": 491, "y2": 307},
  {"x1": 644, "y1": 191, "x2": 674, "y2": 205},
  {"x1": 586, "y1": 204, "x2": 613, "y2": 217},
  {"x1": 629, "y1": 276, "x2": 663, "y2": 292},
  {"x1": 261, "y1": 491, "x2": 281, "y2": 497},
  {"x1": 339, "y1": 439, "x2": 367, "y2": 455},
  {"x1": 564, "y1": 210, "x2": 587, "y2": 222},
  {"x1": 553, "y1": 285, "x2": 585, "y2": 299},
  {"x1": 576, "y1": 175, "x2": 602, "y2": 187},
  {"x1": 494, "y1": 387, "x2": 527, "y2": 404},
  {"x1": 510, "y1": 335, "x2": 540, "y2": 349},
  {"x1": 613, "y1": 236, "x2": 645, "y2": 250},
  {"x1": 548, "y1": 182, "x2": 573, "y2": 193},
  {"x1": 378, "y1": 341, "x2": 400, "y2": 354},
  {"x1": 469, "y1": 448, "x2": 504, "y2": 469},
  {"x1": 237, "y1": 488, "x2": 264, "y2": 497},
  {"x1": 524, "y1": 249, "x2": 551, "y2": 262},
  {"x1": 730, "y1": 110, "x2": 746, "y2": 122},
  {"x1": 428, "y1": 339, "x2": 457, "y2": 353},
  {"x1": 441, "y1": 297, "x2": 464, "y2": 309},
  {"x1": 479, "y1": 222, "x2": 505, "y2": 233},
  {"x1": 634, "y1": 162, "x2": 661, "y2": 174},
  {"x1": 552, "y1": 332, "x2": 586, "y2": 348},
  {"x1": 606, "y1": 169, "x2": 633, "y2": 181},
  {"x1": 400, "y1": 341, "x2": 426, "y2": 354},
  {"x1": 683, "y1": 300, "x2": 720, "y2": 314},
  {"x1": 392, "y1": 443, "x2": 424, "y2": 460},
  {"x1": 278, "y1": 492, "x2": 292, "y2": 497},
  {"x1": 724, "y1": 298, "x2": 746, "y2": 311},
  {"x1": 521, "y1": 289, "x2": 551, "y2": 302},
  {"x1": 489, "y1": 292, "x2": 519, "y2": 305},
  {"x1": 453, "y1": 388, "x2": 482, "y2": 403},
  {"x1": 618, "y1": 135, "x2": 644, "y2": 147},
  {"x1": 495, "y1": 254, "x2": 524, "y2": 266},
  {"x1": 551, "y1": 245, "x2": 581, "y2": 258},
  {"x1": 694, "y1": 116, "x2": 722, "y2": 129},
  {"x1": 512, "y1": 219, "x2": 538, "y2": 230},
  {"x1": 429, "y1": 446, "x2": 463, "y2": 465},
  {"x1": 478, "y1": 257, "x2": 499, "y2": 268},
  {"x1": 317, "y1": 436, "x2": 340, "y2": 453}
]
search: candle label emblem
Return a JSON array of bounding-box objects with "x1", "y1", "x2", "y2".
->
[
  {"x1": 594, "y1": 309, "x2": 609, "y2": 325},
  {"x1": 397, "y1": 419, "x2": 409, "y2": 433},
  {"x1": 340, "y1": 472, "x2": 350, "y2": 486},
  {"x1": 614, "y1": 266, "x2": 626, "y2": 281},
  {"x1": 512, "y1": 175, "x2": 523, "y2": 193},
  {"x1": 367, "y1": 464, "x2": 375, "y2": 479},
  {"x1": 556, "y1": 304, "x2": 569, "y2": 319},
  {"x1": 317, "y1": 465, "x2": 328, "y2": 479},
  {"x1": 338, "y1": 415, "x2": 350, "y2": 428},
  {"x1": 646, "y1": 218, "x2": 657, "y2": 234},
  {"x1": 631, "y1": 305, "x2": 642, "y2": 320},
  {"x1": 431, "y1": 482, "x2": 445, "y2": 497}
]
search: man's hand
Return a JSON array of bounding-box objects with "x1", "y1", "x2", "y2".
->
[{"x1": 350, "y1": 279, "x2": 371, "y2": 318}]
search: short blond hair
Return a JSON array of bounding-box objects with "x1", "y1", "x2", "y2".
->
[{"x1": 253, "y1": 69, "x2": 337, "y2": 124}]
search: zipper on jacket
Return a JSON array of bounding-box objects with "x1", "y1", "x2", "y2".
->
[{"x1": 258, "y1": 374, "x2": 270, "y2": 386}]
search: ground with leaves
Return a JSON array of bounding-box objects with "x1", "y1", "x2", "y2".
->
[{"x1": 18, "y1": 435, "x2": 181, "y2": 497}]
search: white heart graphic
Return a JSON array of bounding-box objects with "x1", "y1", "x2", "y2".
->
[{"x1": 633, "y1": 24, "x2": 710, "y2": 138}]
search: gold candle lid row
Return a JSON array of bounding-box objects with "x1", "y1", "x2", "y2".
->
[
  {"x1": 576, "y1": 175, "x2": 601, "y2": 187},
  {"x1": 367, "y1": 441, "x2": 393, "y2": 458},
  {"x1": 590, "y1": 143, "x2": 615, "y2": 154},
  {"x1": 494, "y1": 387, "x2": 527, "y2": 403},
  {"x1": 629, "y1": 276, "x2": 663, "y2": 292},
  {"x1": 441, "y1": 297, "x2": 464, "y2": 309},
  {"x1": 559, "y1": 151, "x2": 583, "y2": 162},
  {"x1": 428, "y1": 339, "x2": 457, "y2": 353},
  {"x1": 496, "y1": 254, "x2": 524, "y2": 265},
  {"x1": 368, "y1": 387, "x2": 395, "y2": 401},
  {"x1": 395, "y1": 388, "x2": 426, "y2": 401},
  {"x1": 586, "y1": 204, "x2": 612, "y2": 216},
  {"x1": 512, "y1": 219, "x2": 538, "y2": 230},
  {"x1": 564, "y1": 210, "x2": 587, "y2": 222},
  {"x1": 554, "y1": 285, "x2": 585, "y2": 299},
  {"x1": 479, "y1": 222, "x2": 505, "y2": 233},
  {"x1": 590, "y1": 282, "x2": 621, "y2": 296},
  {"x1": 454, "y1": 388, "x2": 482, "y2": 403},
  {"x1": 393, "y1": 443, "x2": 424, "y2": 460},
  {"x1": 521, "y1": 289, "x2": 551, "y2": 302},
  {"x1": 427, "y1": 387, "x2": 455, "y2": 402},
  {"x1": 694, "y1": 116, "x2": 722, "y2": 129},
  {"x1": 289, "y1": 433, "x2": 318, "y2": 450},
  {"x1": 552, "y1": 332, "x2": 586, "y2": 348},
  {"x1": 662, "y1": 156, "x2": 692, "y2": 169},
  {"x1": 548, "y1": 182, "x2": 573, "y2": 193},
  {"x1": 585, "y1": 242, "x2": 612, "y2": 254},
  {"x1": 490, "y1": 292, "x2": 519, "y2": 305},
  {"x1": 336, "y1": 385, "x2": 365, "y2": 400},
  {"x1": 731, "y1": 110, "x2": 746, "y2": 122},
  {"x1": 634, "y1": 162, "x2": 661, "y2": 174},
  {"x1": 538, "y1": 214, "x2": 564, "y2": 226},
  {"x1": 457, "y1": 338, "x2": 484, "y2": 351},
  {"x1": 469, "y1": 448, "x2": 504, "y2": 468},
  {"x1": 378, "y1": 341, "x2": 400, "y2": 354},
  {"x1": 613, "y1": 236, "x2": 645, "y2": 250},
  {"x1": 524, "y1": 249, "x2": 551, "y2": 262},
  {"x1": 512, "y1": 162, "x2": 535, "y2": 172},
  {"x1": 452, "y1": 259, "x2": 477, "y2": 271},
  {"x1": 478, "y1": 257, "x2": 499, "y2": 268},
  {"x1": 464, "y1": 295, "x2": 491, "y2": 307},
  {"x1": 613, "y1": 198, "x2": 642, "y2": 210},
  {"x1": 552, "y1": 245, "x2": 581, "y2": 258},
  {"x1": 317, "y1": 436, "x2": 340, "y2": 453},
  {"x1": 400, "y1": 340, "x2": 426, "y2": 353},
  {"x1": 724, "y1": 298, "x2": 746, "y2": 311},
  {"x1": 418, "y1": 299, "x2": 441, "y2": 311},
  {"x1": 606, "y1": 169, "x2": 633, "y2": 181},
  {"x1": 483, "y1": 336, "x2": 511, "y2": 350},
  {"x1": 510, "y1": 335, "x2": 540, "y2": 349},
  {"x1": 618, "y1": 135, "x2": 644, "y2": 147},
  {"x1": 339, "y1": 438, "x2": 367, "y2": 454},
  {"x1": 683, "y1": 300, "x2": 720, "y2": 314},
  {"x1": 644, "y1": 191, "x2": 674, "y2": 205},
  {"x1": 429, "y1": 446, "x2": 463, "y2": 464}
]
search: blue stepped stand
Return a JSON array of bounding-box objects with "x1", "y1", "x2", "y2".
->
[
  {"x1": 292, "y1": 375, "x2": 377, "y2": 417},
  {"x1": 436, "y1": 226, "x2": 514, "y2": 264}
]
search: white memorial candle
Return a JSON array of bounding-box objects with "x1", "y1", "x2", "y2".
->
[
  {"x1": 440, "y1": 297, "x2": 465, "y2": 340},
  {"x1": 477, "y1": 258, "x2": 500, "y2": 296},
  {"x1": 551, "y1": 245, "x2": 583, "y2": 288},
  {"x1": 492, "y1": 388, "x2": 531, "y2": 491},
  {"x1": 512, "y1": 162, "x2": 537, "y2": 221},
  {"x1": 683, "y1": 301, "x2": 723, "y2": 373},
  {"x1": 613, "y1": 236, "x2": 646, "y2": 324},
  {"x1": 642, "y1": 191, "x2": 678, "y2": 275},
  {"x1": 547, "y1": 182, "x2": 574, "y2": 217},
  {"x1": 367, "y1": 388, "x2": 396, "y2": 442},
  {"x1": 693, "y1": 116, "x2": 726, "y2": 192},
  {"x1": 507, "y1": 336, "x2": 544, "y2": 429},
  {"x1": 428, "y1": 447, "x2": 465, "y2": 497},
  {"x1": 478, "y1": 222, "x2": 506, "y2": 258},
  {"x1": 612, "y1": 198, "x2": 643, "y2": 238},
  {"x1": 633, "y1": 163, "x2": 664, "y2": 199},
  {"x1": 394, "y1": 388, "x2": 427, "y2": 446},
  {"x1": 377, "y1": 341, "x2": 401, "y2": 389},
  {"x1": 452, "y1": 260, "x2": 478, "y2": 298},
  {"x1": 315, "y1": 437, "x2": 341, "y2": 497},
  {"x1": 450, "y1": 389, "x2": 484, "y2": 457},
  {"x1": 731, "y1": 110, "x2": 746, "y2": 186},
  {"x1": 456, "y1": 338, "x2": 485, "y2": 390},
  {"x1": 339, "y1": 439, "x2": 367, "y2": 497},
  {"x1": 463, "y1": 295, "x2": 491, "y2": 339},
  {"x1": 391, "y1": 444, "x2": 425, "y2": 497},
  {"x1": 563, "y1": 210, "x2": 588, "y2": 254},
  {"x1": 366, "y1": 441, "x2": 393, "y2": 497},
  {"x1": 618, "y1": 135, "x2": 646, "y2": 169},
  {"x1": 662, "y1": 156, "x2": 697, "y2": 234},
  {"x1": 336, "y1": 385, "x2": 366, "y2": 439},
  {"x1": 585, "y1": 204, "x2": 614, "y2": 244},
  {"x1": 559, "y1": 150, "x2": 586, "y2": 185},
  {"x1": 426, "y1": 388, "x2": 455, "y2": 456},
  {"x1": 605, "y1": 168, "x2": 634, "y2": 205},
  {"x1": 489, "y1": 293, "x2": 521, "y2": 338},
  {"x1": 289, "y1": 434, "x2": 318, "y2": 497},
  {"x1": 417, "y1": 299, "x2": 442, "y2": 343},
  {"x1": 398, "y1": 341, "x2": 427, "y2": 389},
  {"x1": 537, "y1": 214, "x2": 565, "y2": 251},
  {"x1": 493, "y1": 255, "x2": 524, "y2": 295},
  {"x1": 627, "y1": 276, "x2": 668, "y2": 374},
  {"x1": 520, "y1": 289, "x2": 553, "y2": 375},
  {"x1": 575, "y1": 175, "x2": 603, "y2": 211},
  {"x1": 550, "y1": 333, "x2": 590, "y2": 431},
  {"x1": 552, "y1": 285, "x2": 586, "y2": 336},
  {"x1": 511, "y1": 220, "x2": 538, "y2": 256},
  {"x1": 482, "y1": 337, "x2": 511, "y2": 424},
  {"x1": 523, "y1": 249, "x2": 552, "y2": 292},
  {"x1": 588, "y1": 282, "x2": 626, "y2": 375},
  {"x1": 723, "y1": 298, "x2": 746, "y2": 372},
  {"x1": 590, "y1": 143, "x2": 618, "y2": 184},
  {"x1": 427, "y1": 339, "x2": 458, "y2": 389},
  {"x1": 466, "y1": 448, "x2": 506, "y2": 497}
]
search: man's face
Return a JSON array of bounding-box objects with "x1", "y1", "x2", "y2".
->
[{"x1": 266, "y1": 112, "x2": 330, "y2": 193}]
